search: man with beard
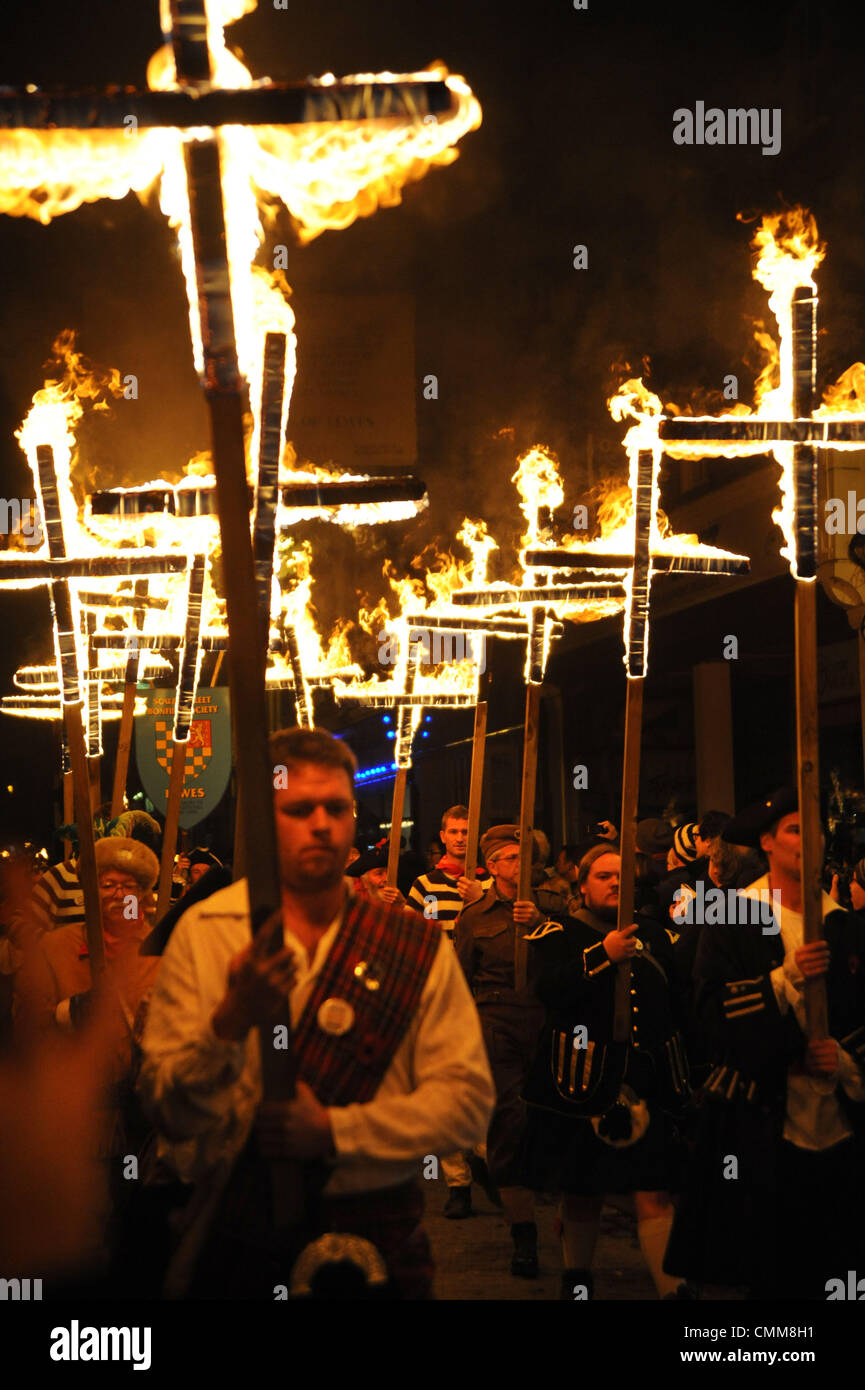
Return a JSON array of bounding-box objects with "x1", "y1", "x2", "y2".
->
[
  {"x1": 665, "y1": 787, "x2": 865, "y2": 1298},
  {"x1": 521, "y1": 844, "x2": 692, "y2": 1299},
  {"x1": 139, "y1": 729, "x2": 494, "y2": 1299}
]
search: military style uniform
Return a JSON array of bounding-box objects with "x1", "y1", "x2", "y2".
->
[
  {"x1": 665, "y1": 888, "x2": 865, "y2": 1296},
  {"x1": 520, "y1": 907, "x2": 690, "y2": 1195},
  {"x1": 455, "y1": 885, "x2": 548, "y2": 1188}
]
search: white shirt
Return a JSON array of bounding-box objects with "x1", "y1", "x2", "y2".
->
[
  {"x1": 741, "y1": 875, "x2": 865, "y2": 1150},
  {"x1": 138, "y1": 879, "x2": 495, "y2": 1195}
]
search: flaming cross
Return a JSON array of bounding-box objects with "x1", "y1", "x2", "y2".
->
[
  {"x1": 645, "y1": 211, "x2": 850, "y2": 1038},
  {"x1": 523, "y1": 447, "x2": 750, "y2": 678},
  {"x1": 0, "y1": 440, "x2": 187, "y2": 978},
  {"x1": 521, "y1": 443, "x2": 750, "y2": 1039},
  {"x1": 336, "y1": 623, "x2": 479, "y2": 887},
  {"x1": 0, "y1": 0, "x2": 480, "y2": 1222},
  {"x1": 0, "y1": 0, "x2": 479, "y2": 929}
]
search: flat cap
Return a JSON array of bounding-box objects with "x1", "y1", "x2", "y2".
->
[{"x1": 480, "y1": 824, "x2": 541, "y2": 865}]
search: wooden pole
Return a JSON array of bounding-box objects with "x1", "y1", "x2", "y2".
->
[
  {"x1": 614, "y1": 674, "x2": 644, "y2": 1041},
  {"x1": 171, "y1": 1, "x2": 299, "y2": 1231},
  {"x1": 515, "y1": 682, "x2": 542, "y2": 990},
  {"x1": 157, "y1": 739, "x2": 188, "y2": 920},
  {"x1": 64, "y1": 701, "x2": 105, "y2": 980},
  {"x1": 795, "y1": 580, "x2": 828, "y2": 1039},
  {"x1": 790, "y1": 283, "x2": 827, "y2": 1040},
  {"x1": 34, "y1": 443, "x2": 103, "y2": 976},
  {"x1": 387, "y1": 768, "x2": 408, "y2": 889},
  {"x1": 110, "y1": 580, "x2": 147, "y2": 817},
  {"x1": 858, "y1": 633, "x2": 865, "y2": 789},
  {"x1": 464, "y1": 700, "x2": 488, "y2": 879},
  {"x1": 111, "y1": 682, "x2": 137, "y2": 817},
  {"x1": 62, "y1": 767, "x2": 74, "y2": 863}
]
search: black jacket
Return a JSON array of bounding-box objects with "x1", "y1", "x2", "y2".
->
[
  {"x1": 694, "y1": 899, "x2": 865, "y2": 1122},
  {"x1": 521, "y1": 907, "x2": 690, "y2": 1118}
]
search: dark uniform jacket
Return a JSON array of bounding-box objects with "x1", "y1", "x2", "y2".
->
[
  {"x1": 521, "y1": 907, "x2": 690, "y2": 1118},
  {"x1": 665, "y1": 899, "x2": 865, "y2": 1286},
  {"x1": 693, "y1": 902, "x2": 865, "y2": 1127}
]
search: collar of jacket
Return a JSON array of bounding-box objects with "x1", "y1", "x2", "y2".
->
[
  {"x1": 570, "y1": 905, "x2": 613, "y2": 937},
  {"x1": 475, "y1": 882, "x2": 514, "y2": 913}
]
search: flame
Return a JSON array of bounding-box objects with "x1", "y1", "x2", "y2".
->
[
  {"x1": 512, "y1": 445, "x2": 565, "y2": 548},
  {"x1": 273, "y1": 536, "x2": 359, "y2": 685},
  {"x1": 0, "y1": 3, "x2": 479, "y2": 485},
  {"x1": 457, "y1": 517, "x2": 497, "y2": 586}
]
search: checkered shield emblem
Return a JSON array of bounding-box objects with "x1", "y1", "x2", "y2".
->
[{"x1": 136, "y1": 688, "x2": 231, "y2": 829}]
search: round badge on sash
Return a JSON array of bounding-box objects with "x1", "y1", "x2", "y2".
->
[{"x1": 317, "y1": 997, "x2": 355, "y2": 1036}]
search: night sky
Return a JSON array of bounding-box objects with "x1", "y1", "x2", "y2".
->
[{"x1": 1, "y1": 0, "x2": 863, "y2": 842}]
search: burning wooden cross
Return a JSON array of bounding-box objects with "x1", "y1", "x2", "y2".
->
[
  {"x1": 0, "y1": 441, "x2": 186, "y2": 979},
  {"x1": 650, "y1": 211, "x2": 849, "y2": 1038},
  {"x1": 404, "y1": 612, "x2": 552, "y2": 877},
  {"x1": 0, "y1": 0, "x2": 478, "y2": 929},
  {"x1": 524, "y1": 443, "x2": 750, "y2": 1035},
  {"x1": 444, "y1": 445, "x2": 629, "y2": 986},
  {"x1": 0, "y1": 0, "x2": 479, "y2": 1230},
  {"x1": 335, "y1": 626, "x2": 478, "y2": 887}
]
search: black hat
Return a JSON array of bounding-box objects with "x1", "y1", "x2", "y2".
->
[
  {"x1": 636, "y1": 818, "x2": 674, "y2": 857},
  {"x1": 188, "y1": 848, "x2": 223, "y2": 871},
  {"x1": 346, "y1": 840, "x2": 388, "y2": 877},
  {"x1": 722, "y1": 786, "x2": 798, "y2": 849}
]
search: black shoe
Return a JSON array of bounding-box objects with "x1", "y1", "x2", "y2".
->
[
  {"x1": 466, "y1": 1154, "x2": 503, "y2": 1209},
  {"x1": 561, "y1": 1267, "x2": 593, "y2": 1300},
  {"x1": 663, "y1": 1281, "x2": 698, "y2": 1300},
  {"x1": 510, "y1": 1222, "x2": 538, "y2": 1278},
  {"x1": 443, "y1": 1186, "x2": 473, "y2": 1219}
]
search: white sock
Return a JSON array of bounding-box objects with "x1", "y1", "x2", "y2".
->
[{"x1": 637, "y1": 1212, "x2": 681, "y2": 1298}]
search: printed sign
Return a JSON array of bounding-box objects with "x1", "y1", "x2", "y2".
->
[{"x1": 135, "y1": 687, "x2": 231, "y2": 828}]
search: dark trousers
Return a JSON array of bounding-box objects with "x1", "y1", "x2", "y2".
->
[{"x1": 480, "y1": 1004, "x2": 545, "y2": 1188}]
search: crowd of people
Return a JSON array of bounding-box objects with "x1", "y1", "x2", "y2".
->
[{"x1": 1, "y1": 729, "x2": 864, "y2": 1301}]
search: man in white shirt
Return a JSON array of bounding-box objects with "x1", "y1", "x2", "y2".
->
[
  {"x1": 139, "y1": 728, "x2": 495, "y2": 1299},
  {"x1": 666, "y1": 786, "x2": 865, "y2": 1298}
]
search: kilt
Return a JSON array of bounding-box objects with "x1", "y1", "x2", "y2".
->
[{"x1": 521, "y1": 1102, "x2": 683, "y2": 1196}]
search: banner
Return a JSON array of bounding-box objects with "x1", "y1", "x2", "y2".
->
[{"x1": 135, "y1": 687, "x2": 232, "y2": 829}]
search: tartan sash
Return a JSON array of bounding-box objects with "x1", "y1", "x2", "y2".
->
[{"x1": 293, "y1": 897, "x2": 441, "y2": 1107}]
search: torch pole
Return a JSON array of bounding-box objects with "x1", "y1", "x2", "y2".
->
[
  {"x1": 615, "y1": 674, "x2": 644, "y2": 1041},
  {"x1": 65, "y1": 701, "x2": 106, "y2": 980},
  {"x1": 387, "y1": 637, "x2": 422, "y2": 888},
  {"x1": 387, "y1": 768, "x2": 409, "y2": 889},
  {"x1": 35, "y1": 443, "x2": 106, "y2": 979},
  {"x1": 613, "y1": 447, "x2": 654, "y2": 1039},
  {"x1": 157, "y1": 740, "x2": 188, "y2": 920},
  {"x1": 62, "y1": 766, "x2": 74, "y2": 863},
  {"x1": 174, "y1": 0, "x2": 301, "y2": 1225},
  {"x1": 858, "y1": 632, "x2": 865, "y2": 788},
  {"x1": 110, "y1": 579, "x2": 146, "y2": 817},
  {"x1": 516, "y1": 682, "x2": 542, "y2": 991},
  {"x1": 795, "y1": 581, "x2": 827, "y2": 1038},
  {"x1": 111, "y1": 681, "x2": 137, "y2": 817},
  {"x1": 464, "y1": 700, "x2": 488, "y2": 879},
  {"x1": 791, "y1": 282, "x2": 827, "y2": 1040}
]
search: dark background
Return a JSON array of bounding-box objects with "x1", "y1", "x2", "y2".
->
[{"x1": 1, "y1": 0, "x2": 863, "y2": 849}]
